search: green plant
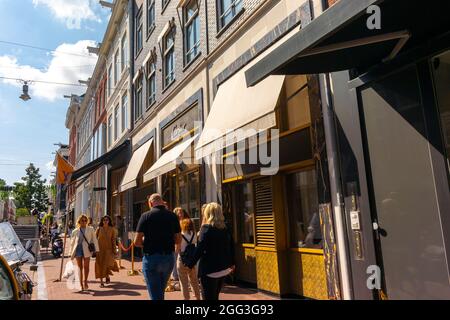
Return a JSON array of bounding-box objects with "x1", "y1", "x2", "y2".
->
[{"x1": 16, "y1": 208, "x2": 30, "y2": 218}]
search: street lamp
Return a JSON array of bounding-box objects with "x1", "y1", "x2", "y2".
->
[{"x1": 19, "y1": 81, "x2": 31, "y2": 101}]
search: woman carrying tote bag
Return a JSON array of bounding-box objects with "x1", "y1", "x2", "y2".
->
[{"x1": 70, "y1": 214, "x2": 99, "y2": 291}]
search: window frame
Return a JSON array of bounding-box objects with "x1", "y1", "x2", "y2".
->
[
  {"x1": 107, "y1": 64, "x2": 112, "y2": 97},
  {"x1": 147, "y1": 0, "x2": 156, "y2": 37},
  {"x1": 134, "y1": 75, "x2": 143, "y2": 123},
  {"x1": 121, "y1": 93, "x2": 128, "y2": 133},
  {"x1": 121, "y1": 33, "x2": 128, "y2": 72},
  {"x1": 114, "y1": 104, "x2": 119, "y2": 141},
  {"x1": 107, "y1": 114, "x2": 113, "y2": 148},
  {"x1": 163, "y1": 27, "x2": 176, "y2": 89},
  {"x1": 135, "y1": 5, "x2": 144, "y2": 56},
  {"x1": 114, "y1": 49, "x2": 119, "y2": 85},
  {"x1": 146, "y1": 59, "x2": 156, "y2": 109},
  {"x1": 183, "y1": 0, "x2": 201, "y2": 66},
  {"x1": 217, "y1": 0, "x2": 243, "y2": 32}
]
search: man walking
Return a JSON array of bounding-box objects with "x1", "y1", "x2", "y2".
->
[{"x1": 134, "y1": 193, "x2": 181, "y2": 300}]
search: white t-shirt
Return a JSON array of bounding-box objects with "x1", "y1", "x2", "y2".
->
[{"x1": 180, "y1": 231, "x2": 197, "y2": 253}]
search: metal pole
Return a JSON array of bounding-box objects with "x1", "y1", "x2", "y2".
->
[{"x1": 57, "y1": 210, "x2": 70, "y2": 281}]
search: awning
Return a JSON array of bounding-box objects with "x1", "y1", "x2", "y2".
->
[
  {"x1": 245, "y1": 0, "x2": 450, "y2": 86},
  {"x1": 195, "y1": 69, "x2": 285, "y2": 158},
  {"x1": 70, "y1": 140, "x2": 130, "y2": 182},
  {"x1": 143, "y1": 134, "x2": 198, "y2": 182},
  {"x1": 119, "y1": 138, "x2": 153, "y2": 192}
]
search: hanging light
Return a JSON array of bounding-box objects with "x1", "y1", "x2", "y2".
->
[{"x1": 20, "y1": 81, "x2": 31, "y2": 101}]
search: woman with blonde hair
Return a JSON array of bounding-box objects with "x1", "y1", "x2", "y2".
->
[
  {"x1": 70, "y1": 214, "x2": 99, "y2": 291},
  {"x1": 186, "y1": 203, "x2": 235, "y2": 300},
  {"x1": 95, "y1": 215, "x2": 119, "y2": 287}
]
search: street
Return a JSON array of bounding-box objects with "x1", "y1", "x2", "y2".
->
[{"x1": 26, "y1": 247, "x2": 275, "y2": 301}]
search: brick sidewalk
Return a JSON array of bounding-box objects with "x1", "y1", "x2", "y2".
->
[{"x1": 27, "y1": 248, "x2": 276, "y2": 301}]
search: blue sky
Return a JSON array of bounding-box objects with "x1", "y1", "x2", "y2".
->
[{"x1": 0, "y1": 0, "x2": 110, "y2": 185}]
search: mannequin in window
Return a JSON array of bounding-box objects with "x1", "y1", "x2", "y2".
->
[{"x1": 303, "y1": 212, "x2": 322, "y2": 248}]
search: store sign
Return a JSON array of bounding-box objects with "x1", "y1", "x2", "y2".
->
[{"x1": 162, "y1": 104, "x2": 199, "y2": 148}]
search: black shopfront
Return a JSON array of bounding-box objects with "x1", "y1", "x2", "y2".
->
[{"x1": 246, "y1": 0, "x2": 450, "y2": 299}]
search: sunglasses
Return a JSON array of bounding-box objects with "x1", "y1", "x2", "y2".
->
[{"x1": 80, "y1": 219, "x2": 87, "y2": 222}]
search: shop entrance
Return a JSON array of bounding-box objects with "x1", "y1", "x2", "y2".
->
[{"x1": 358, "y1": 58, "x2": 450, "y2": 299}]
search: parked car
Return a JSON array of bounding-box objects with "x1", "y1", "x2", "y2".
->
[{"x1": 0, "y1": 255, "x2": 19, "y2": 300}]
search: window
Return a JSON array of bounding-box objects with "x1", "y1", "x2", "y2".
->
[
  {"x1": 114, "y1": 104, "x2": 119, "y2": 141},
  {"x1": 121, "y1": 93, "x2": 128, "y2": 132},
  {"x1": 163, "y1": 28, "x2": 175, "y2": 88},
  {"x1": 134, "y1": 75, "x2": 143, "y2": 121},
  {"x1": 285, "y1": 169, "x2": 321, "y2": 248},
  {"x1": 135, "y1": 6, "x2": 143, "y2": 55},
  {"x1": 283, "y1": 75, "x2": 311, "y2": 131},
  {"x1": 218, "y1": 0, "x2": 243, "y2": 30},
  {"x1": 107, "y1": 65, "x2": 112, "y2": 97},
  {"x1": 147, "y1": 60, "x2": 156, "y2": 107},
  {"x1": 108, "y1": 114, "x2": 112, "y2": 147},
  {"x1": 147, "y1": 0, "x2": 155, "y2": 35},
  {"x1": 162, "y1": 0, "x2": 170, "y2": 10},
  {"x1": 114, "y1": 50, "x2": 119, "y2": 85},
  {"x1": 184, "y1": 0, "x2": 200, "y2": 65},
  {"x1": 234, "y1": 181, "x2": 254, "y2": 244},
  {"x1": 121, "y1": 33, "x2": 127, "y2": 72}
]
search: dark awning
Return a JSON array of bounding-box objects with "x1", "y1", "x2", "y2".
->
[
  {"x1": 245, "y1": 0, "x2": 450, "y2": 86},
  {"x1": 70, "y1": 139, "x2": 130, "y2": 182}
]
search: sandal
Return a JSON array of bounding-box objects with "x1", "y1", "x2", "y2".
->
[{"x1": 100, "y1": 283, "x2": 105, "y2": 288}]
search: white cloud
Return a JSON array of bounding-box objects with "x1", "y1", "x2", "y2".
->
[
  {"x1": 32, "y1": 0, "x2": 101, "y2": 29},
  {"x1": 46, "y1": 161, "x2": 56, "y2": 172},
  {"x1": 0, "y1": 40, "x2": 98, "y2": 101}
]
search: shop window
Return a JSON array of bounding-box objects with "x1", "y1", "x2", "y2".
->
[
  {"x1": 218, "y1": 0, "x2": 243, "y2": 31},
  {"x1": 282, "y1": 75, "x2": 311, "y2": 131},
  {"x1": 285, "y1": 168, "x2": 321, "y2": 248},
  {"x1": 184, "y1": 0, "x2": 200, "y2": 65},
  {"x1": 432, "y1": 50, "x2": 450, "y2": 185},
  {"x1": 233, "y1": 181, "x2": 254, "y2": 244}
]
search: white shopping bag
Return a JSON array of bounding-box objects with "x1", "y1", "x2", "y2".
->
[{"x1": 62, "y1": 260, "x2": 75, "y2": 279}]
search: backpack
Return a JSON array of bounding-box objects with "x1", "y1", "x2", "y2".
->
[{"x1": 180, "y1": 233, "x2": 196, "y2": 266}]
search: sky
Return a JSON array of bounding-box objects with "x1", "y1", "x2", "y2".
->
[{"x1": 0, "y1": 0, "x2": 110, "y2": 185}]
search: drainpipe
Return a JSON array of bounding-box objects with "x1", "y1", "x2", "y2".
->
[{"x1": 317, "y1": 0, "x2": 353, "y2": 300}]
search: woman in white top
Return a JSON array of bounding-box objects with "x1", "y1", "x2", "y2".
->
[
  {"x1": 177, "y1": 217, "x2": 201, "y2": 300},
  {"x1": 70, "y1": 214, "x2": 99, "y2": 291}
]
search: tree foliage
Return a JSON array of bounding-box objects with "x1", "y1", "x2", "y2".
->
[
  {"x1": 0, "y1": 178, "x2": 9, "y2": 201},
  {"x1": 13, "y1": 163, "x2": 49, "y2": 212}
]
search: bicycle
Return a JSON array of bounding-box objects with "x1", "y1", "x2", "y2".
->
[{"x1": 11, "y1": 243, "x2": 36, "y2": 300}]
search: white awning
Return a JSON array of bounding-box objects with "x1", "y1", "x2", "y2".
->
[
  {"x1": 119, "y1": 138, "x2": 153, "y2": 192},
  {"x1": 157, "y1": 21, "x2": 171, "y2": 44},
  {"x1": 195, "y1": 69, "x2": 285, "y2": 158},
  {"x1": 144, "y1": 134, "x2": 198, "y2": 182}
]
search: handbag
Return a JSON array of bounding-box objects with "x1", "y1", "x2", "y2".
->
[{"x1": 80, "y1": 228, "x2": 96, "y2": 253}]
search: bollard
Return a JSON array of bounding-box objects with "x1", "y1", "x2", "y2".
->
[{"x1": 127, "y1": 243, "x2": 139, "y2": 276}]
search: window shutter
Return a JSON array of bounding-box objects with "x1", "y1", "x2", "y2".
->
[{"x1": 254, "y1": 177, "x2": 275, "y2": 248}]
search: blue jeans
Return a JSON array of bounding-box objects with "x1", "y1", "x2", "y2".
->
[{"x1": 142, "y1": 253, "x2": 174, "y2": 300}]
